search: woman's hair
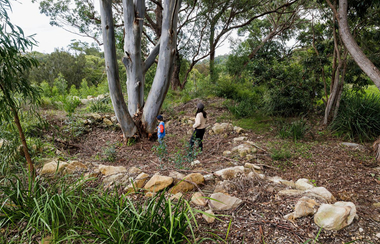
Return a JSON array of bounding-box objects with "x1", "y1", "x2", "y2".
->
[{"x1": 195, "y1": 107, "x2": 207, "y2": 118}]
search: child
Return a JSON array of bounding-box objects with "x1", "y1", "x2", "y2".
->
[{"x1": 157, "y1": 115, "x2": 165, "y2": 144}]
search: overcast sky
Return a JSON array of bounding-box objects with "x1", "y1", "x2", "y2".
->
[
  {"x1": 9, "y1": 0, "x2": 231, "y2": 55},
  {"x1": 8, "y1": 1, "x2": 96, "y2": 53}
]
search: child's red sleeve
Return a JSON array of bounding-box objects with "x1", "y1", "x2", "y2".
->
[{"x1": 159, "y1": 124, "x2": 164, "y2": 133}]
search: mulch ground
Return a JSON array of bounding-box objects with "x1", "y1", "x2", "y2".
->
[{"x1": 51, "y1": 98, "x2": 380, "y2": 243}]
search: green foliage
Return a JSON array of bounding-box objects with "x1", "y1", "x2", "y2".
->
[
  {"x1": 102, "y1": 143, "x2": 117, "y2": 162},
  {"x1": 53, "y1": 73, "x2": 68, "y2": 95},
  {"x1": 40, "y1": 81, "x2": 51, "y2": 97},
  {"x1": 270, "y1": 147, "x2": 292, "y2": 161},
  {"x1": 87, "y1": 97, "x2": 113, "y2": 113},
  {"x1": 61, "y1": 96, "x2": 81, "y2": 116},
  {"x1": 330, "y1": 92, "x2": 380, "y2": 141},
  {"x1": 152, "y1": 142, "x2": 169, "y2": 163},
  {"x1": 278, "y1": 119, "x2": 309, "y2": 141},
  {"x1": 0, "y1": 174, "x2": 210, "y2": 243},
  {"x1": 69, "y1": 84, "x2": 79, "y2": 96}
]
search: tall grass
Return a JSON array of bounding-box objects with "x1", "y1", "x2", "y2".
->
[
  {"x1": 330, "y1": 92, "x2": 380, "y2": 141},
  {"x1": 0, "y1": 174, "x2": 213, "y2": 243}
]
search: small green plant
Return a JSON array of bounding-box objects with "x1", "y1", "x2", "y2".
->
[
  {"x1": 102, "y1": 143, "x2": 117, "y2": 162},
  {"x1": 270, "y1": 147, "x2": 292, "y2": 161},
  {"x1": 278, "y1": 119, "x2": 309, "y2": 141},
  {"x1": 87, "y1": 97, "x2": 113, "y2": 113},
  {"x1": 152, "y1": 142, "x2": 169, "y2": 163},
  {"x1": 62, "y1": 96, "x2": 81, "y2": 116},
  {"x1": 126, "y1": 137, "x2": 136, "y2": 146}
]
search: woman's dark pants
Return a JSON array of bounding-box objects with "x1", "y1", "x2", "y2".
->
[{"x1": 189, "y1": 128, "x2": 205, "y2": 151}]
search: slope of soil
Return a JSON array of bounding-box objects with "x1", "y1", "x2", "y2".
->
[{"x1": 51, "y1": 98, "x2": 380, "y2": 243}]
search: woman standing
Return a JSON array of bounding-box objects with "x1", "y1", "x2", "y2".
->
[{"x1": 190, "y1": 103, "x2": 207, "y2": 151}]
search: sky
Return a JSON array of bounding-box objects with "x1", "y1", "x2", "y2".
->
[
  {"x1": 8, "y1": 1, "x2": 93, "y2": 53},
  {"x1": 8, "y1": 0, "x2": 231, "y2": 55}
]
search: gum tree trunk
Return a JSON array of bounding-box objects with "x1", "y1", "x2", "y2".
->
[
  {"x1": 143, "y1": 0, "x2": 182, "y2": 132},
  {"x1": 100, "y1": 0, "x2": 137, "y2": 138},
  {"x1": 122, "y1": 0, "x2": 145, "y2": 116},
  {"x1": 338, "y1": 0, "x2": 380, "y2": 90}
]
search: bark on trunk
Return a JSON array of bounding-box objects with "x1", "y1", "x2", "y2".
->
[
  {"x1": 209, "y1": 21, "x2": 216, "y2": 83},
  {"x1": 338, "y1": 0, "x2": 380, "y2": 90},
  {"x1": 100, "y1": 0, "x2": 137, "y2": 138},
  {"x1": 123, "y1": 0, "x2": 145, "y2": 116},
  {"x1": 143, "y1": 0, "x2": 182, "y2": 132},
  {"x1": 171, "y1": 49, "x2": 181, "y2": 90},
  {"x1": 13, "y1": 108, "x2": 35, "y2": 180}
]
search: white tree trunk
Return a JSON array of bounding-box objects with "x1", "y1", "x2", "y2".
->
[
  {"x1": 122, "y1": 0, "x2": 145, "y2": 116},
  {"x1": 338, "y1": 0, "x2": 380, "y2": 90},
  {"x1": 143, "y1": 0, "x2": 182, "y2": 132},
  {"x1": 100, "y1": 0, "x2": 137, "y2": 138}
]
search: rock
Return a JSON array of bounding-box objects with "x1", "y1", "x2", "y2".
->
[
  {"x1": 169, "y1": 173, "x2": 204, "y2": 194},
  {"x1": 103, "y1": 173, "x2": 125, "y2": 187},
  {"x1": 87, "y1": 95, "x2": 94, "y2": 100},
  {"x1": 295, "y1": 178, "x2": 314, "y2": 190},
  {"x1": 128, "y1": 167, "x2": 142, "y2": 175},
  {"x1": 97, "y1": 94, "x2": 105, "y2": 99},
  {"x1": 89, "y1": 113, "x2": 102, "y2": 121},
  {"x1": 277, "y1": 189, "x2": 305, "y2": 197},
  {"x1": 170, "y1": 192, "x2": 183, "y2": 201},
  {"x1": 204, "y1": 174, "x2": 215, "y2": 182},
  {"x1": 359, "y1": 228, "x2": 364, "y2": 233},
  {"x1": 40, "y1": 160, "x2": 68, "y2": 175},
  {"x1": 231, "y1": 144, "x2": 256, "y2": 157},
  {"x1": 373, "y1": 202, "x2": 380, "y2": 208},
  {"x1": 202, "y1": 209, "x2": 215, "y2": 223},
  {"x1": 212, "y1": 123, "x2": 233, "y2": 134},
  {"x1": 246, "y1": 154, "x2": 255, "y2": 160},
  {"x1": 341, "y1": 142, "x2": 365, "y2": 150},
  {"x1": 80, "y1": 99, "x2": 89, "y2": 105},
  {"x1": 305, "y1": 187, "x2": 335, "y2": 203},
  {"x1": 314, "y1": 202, "x2": 357, "y2": 231},
  {"x1": 103, "y1": 118, "x2": 113, "y2": 126},
  {"x1": 213, "y1": 180, "x2": 231, "y2": 194},
  {"x1": 245, "y1": 163, "x2": 262, "y2": 171},
  {"x1": 293, "y1": 197, "x2": 319, "y2": 219},
  {"x1": 63, "y1": 161, "x2": 88, "y2": 174},
  {"x1": 209, "y1": 193, "x2": 242, "y2": 210},
  {"x1": 247, "y1": 171, "x2": 265, "y2": 180},
  {"x1": 267, "y1": 176, "x2": 283, "y2": 184},
  {"x1": 145, "y1": 192, "x2": 155, "y2": 198},
  {"x1": 169, "y1": 171, "x2": 186, "y2": 184},
  {"x1": 376, "y1": 233, "x2": 380, "y2": 238},
  {"x1": 111, "y1": 116, "x2": 118, "y2": 123},
  {"x1": 279, "y1": 180, "x2": 296, "y2": 188},
  {"x1": 215, "y1": 166, "x2": 245, "y2": 180},
  {"x1": 233, "y1": 137, "x2": 247, "y2": 144},
  {"x1": 144, "y1": 175, "x2": 173, "y2": 193},
  {"x1": 191, "y1": 192, "x2": 207, "y2": 206},
  {"x1": 125, "y1": 173, "x2": 150, "y2": 193},
  {"x1": 98, "y1": 165, "x2": 127, "y2": 176},
  {"x1": 234, "y1": 126, "x2": 244, "y2": 134},
  {"x1": 223, "y1": 151, "x2": 232, "y2": 156},
  {"x1": 191, "y1": 160, "x2": 201, "y2": 167}
]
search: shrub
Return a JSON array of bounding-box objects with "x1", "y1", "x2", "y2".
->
[
  {"x1": 87, "y1": 97, "x2": 113, "y2": 113},
  {"x1": 62, "y1": 96, "x2": 81, "y2": 116},
  {"x1": 330, "y1": 92, "x2": 380, "y2": 141},
  {"x1": 278, "y1": 119, "x2": 309, "y2": 141}
]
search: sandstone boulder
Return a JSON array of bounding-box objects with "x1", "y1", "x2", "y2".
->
[
  {"x1": 40, "y1": 160, "x2": 68, "y2": 175},
  {"x1": 314, "y1": 202, "x2": 357, "y2": 231},
  {"x1": 215, "y1": 166, "x2": 245, "y2": 180},
  {"x1": 125, "y1": 172, "x2": 150, "y2": 193},
  {"x1": 209, "y1": 193, "x2": 242, "y2": 211},
  {"x1": 169, "y1": 173, "x2": 204, "y2": 194},
  {"x1": 295, "y1": 178, "x2": 314, "y2": 190},
  {"x1": 202, "y1": 209, "x2": 215, "y2": 223},
  {"x1": 144, "y1": 175, "x2": 173, "y2": 192},
  {"x1": 98, "y1": 165, "x2": 127, "y2": 176},
  {"x1": 191, "y1": 192, "x2": 207, "y2": 206}
]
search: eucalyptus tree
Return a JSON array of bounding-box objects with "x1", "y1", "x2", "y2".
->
[
  {"x1": 100, "y1": 0, "x2": 181, "y2": 137},
  {"x1": 0, "y1": 0, "x2": 39, "y2": 179},
  {"x1": 198, "y1": 0, "x2": 301, "y2": 83}
]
